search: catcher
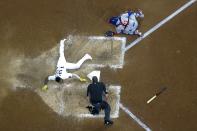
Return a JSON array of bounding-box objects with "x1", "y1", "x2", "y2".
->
[{"x1": 106, "y1": 10, "x2": 144, "y2": 37}]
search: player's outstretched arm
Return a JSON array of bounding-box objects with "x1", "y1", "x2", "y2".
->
[
  {"x1": 41, "y1": 75, "x2": 55, "y2": 91},
  {"x1": 44, "y1": 77, "x2": 49, "y2": 85},
  {"x1": 41, "y1": 76, "x2": 49, "y2": 91},
  {"x1": 41, "y1": 77, "x2": 49, "y2": 91}
]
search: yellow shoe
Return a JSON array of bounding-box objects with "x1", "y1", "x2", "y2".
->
[
  {"x1": 79, "y1": 78, "x2": 87, "y2": 82},
  {"x1": 41, "y1": 85, "x2": 48, "y2": 91}
]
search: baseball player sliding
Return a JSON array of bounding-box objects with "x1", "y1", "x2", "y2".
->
[{"x1": 42, "y1": 39, "x2": 92, "y2": 91}]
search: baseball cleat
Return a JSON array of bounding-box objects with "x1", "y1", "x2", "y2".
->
[
  {"x1": 104, "y1": 120, "x2": 113, "y2": 126},
  {"x1": 84, "y1": 54, "x2": 92, "y2": 60}
]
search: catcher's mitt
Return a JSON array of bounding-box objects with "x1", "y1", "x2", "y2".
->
[{"x1": 105, "y1": 31, "x2": 115, "y2": 37}]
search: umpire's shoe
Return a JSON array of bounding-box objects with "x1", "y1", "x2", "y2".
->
[{"x1": 104, "y1": 120, "x2": 113, "y2": 126}]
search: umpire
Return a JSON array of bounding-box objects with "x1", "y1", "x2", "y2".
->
[{"x1": 87, "y1": 76, "x2": 113, "y2": 126}]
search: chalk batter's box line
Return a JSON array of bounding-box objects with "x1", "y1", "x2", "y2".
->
[
  {"x1": 124, "y1": 0, "x2": 197, "y2": 52},
  {"x1": 119, "y1": 1, "x2": 196, "y2": 131},
  {"x1": 87, "y1": 36, "x2": 126, "y2": 69},
  {"x1": 78, "y1": 85, "x2": 121, "y2": 118}
]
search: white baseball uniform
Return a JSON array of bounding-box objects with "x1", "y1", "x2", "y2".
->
[{"x1": 48, "y1": 39, "x2": 92, "y2": 81}]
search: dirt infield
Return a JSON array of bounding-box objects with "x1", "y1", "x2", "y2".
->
[
  {"x1": 37, "y1": 83, "x2": 121, "y2": 118},
  {"x1": 0, "y1": 0, "x2": 197, "y2": 131}
]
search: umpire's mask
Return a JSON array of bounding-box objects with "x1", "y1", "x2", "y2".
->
[{"x1": 92, "y1": 76, "x2": 98, "y2": 84}]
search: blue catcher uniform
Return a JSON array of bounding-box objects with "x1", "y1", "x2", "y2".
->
[{"x1": 109, "y1": 10, "x2": 144, "y2": 36}]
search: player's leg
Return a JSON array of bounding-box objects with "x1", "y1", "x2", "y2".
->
[
  {"x1": 101, "y1": 101, "x2": 113, "y2": 125},
  {"x1": 91, "y1": 103, "x2": 101, "y2": 115},
  {"x1": 130, "y1": 19, "x2": 142, "y2": 36},
  {"x1": 134, "y1": 29, "x2": 142, "y2": 36},
  {"x1": 65, "y1": 54, "x2": 92, "y2": 70},
  {"x1": 57, "y1": 39, "x2": 67, "y2": 67}
]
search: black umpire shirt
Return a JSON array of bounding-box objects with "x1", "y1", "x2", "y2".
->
[{"x1": 87, "y1": 82, "x2": 108, "y2": 104}]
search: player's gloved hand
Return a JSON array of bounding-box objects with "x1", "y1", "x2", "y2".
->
[
  {"x1": 42, "y1": 85, "x2": 48, "y2": 91},
  {"x1": 79, "y1": 77, "x2": 87, "y2": 82}
]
